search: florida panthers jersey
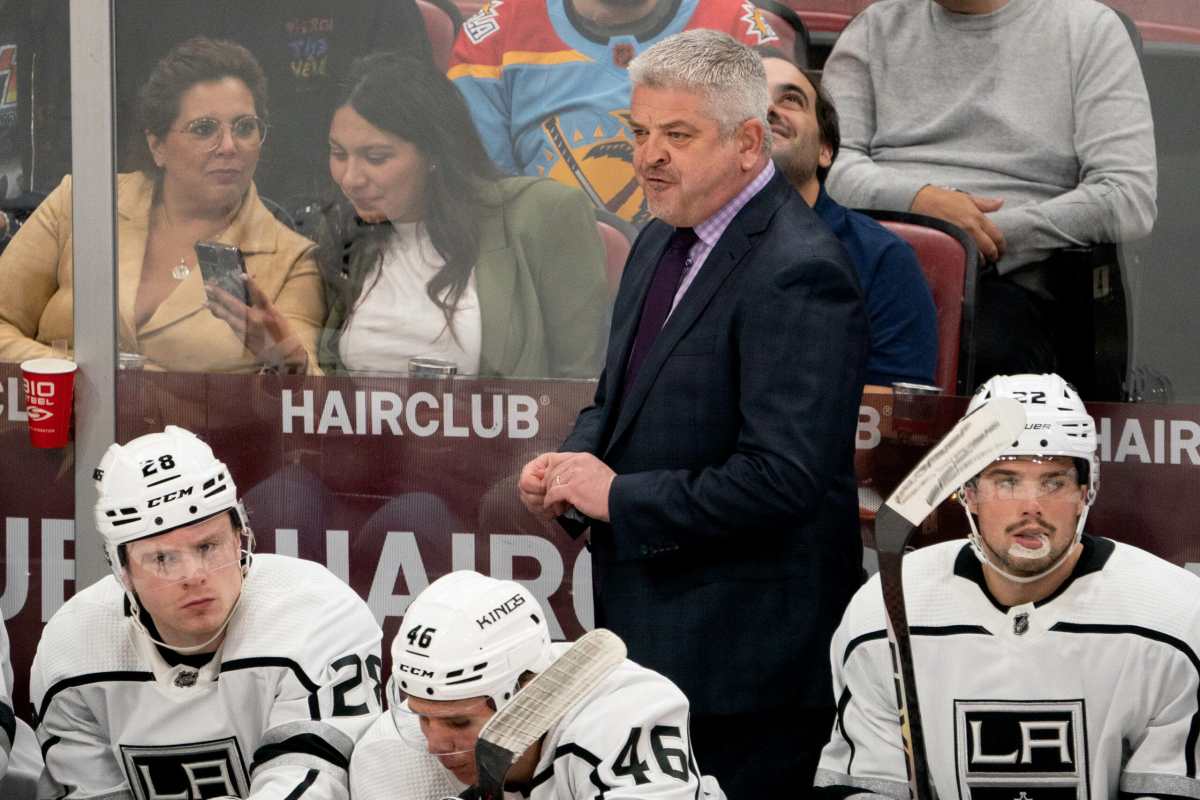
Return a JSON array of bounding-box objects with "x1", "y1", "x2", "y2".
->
[
  {"x1": 30, "y1": 554, "x2": 383, "y2": 800},
  {"x1": 351, "y1": 643, "x2": 725, "y2": 800},
  {"x1": 815, "y1": 536, "x2": 1200, "y2": 799},
  {"x1": 448, "y1": 0, "x2": 779, "y2": 224}
]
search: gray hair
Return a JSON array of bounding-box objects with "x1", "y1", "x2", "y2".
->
[{"x1": 628, "y1": 29, "x2": 772, "y2": 153}]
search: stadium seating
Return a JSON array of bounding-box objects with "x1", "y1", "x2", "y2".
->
[
  {"x1": 418, "y1": 0, "x2": 457, "y2": 71},
  {"x1": 862, "y1": 209, "x2": 979, "y2": 395}
]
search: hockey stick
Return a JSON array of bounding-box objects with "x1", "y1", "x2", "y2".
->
[
  {"x1": 874, "y1": 396, "x2": 1025, "y2": 800},
  {"x1": 470, "y1": 628, "x2": 627, "y2": 800}
]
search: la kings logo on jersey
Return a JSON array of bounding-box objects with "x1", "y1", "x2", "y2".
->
[
  {"x1": 955, "y1": 700, "x2": 1090, "y2": 799},
  {"x1": 120, "y1": 737, "x2": 250, "y2": 800}
]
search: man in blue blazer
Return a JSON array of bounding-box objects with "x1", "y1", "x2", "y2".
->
[{"x1": 518, "y1": 29, "x2": 869, "y2": 798}]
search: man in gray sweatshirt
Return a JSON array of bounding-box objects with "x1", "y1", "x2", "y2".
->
[{"x1": 821, "y1": 0, "x2": 1156, "y2": 398}]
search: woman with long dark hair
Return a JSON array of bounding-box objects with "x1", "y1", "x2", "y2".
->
[{"x1": 316, "y1": 52, "x2": 608, "y2": 377}]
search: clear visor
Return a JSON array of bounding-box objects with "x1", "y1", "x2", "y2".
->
[
  {"x1": 126, "y1": 533, "x2": 242, "y2": 586},
  {"x1": 970, "y1": 457, "x2": 1082, "y2": 503},
  {"x1": 387, "y1": 681, "x2": 492, "y2": 757}
]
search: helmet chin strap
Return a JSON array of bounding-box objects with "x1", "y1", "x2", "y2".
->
[{"x1": 961, "y1": 498, "x2": 1090, "y2": 586}]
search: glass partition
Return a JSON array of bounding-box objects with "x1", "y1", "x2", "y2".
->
[{"x1": 0, "y1": 0, "x2": 1198, "y2": 779}]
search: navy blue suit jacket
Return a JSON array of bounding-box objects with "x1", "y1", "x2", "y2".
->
[{"x1": 560, "y1": 169, "x2": 870, "y2": 714}]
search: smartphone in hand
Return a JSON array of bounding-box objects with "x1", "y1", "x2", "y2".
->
[{"x1": 195, "y1": 240, "x2": 249, "y2": 305}]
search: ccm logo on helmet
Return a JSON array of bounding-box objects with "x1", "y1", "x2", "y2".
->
[
  {"x1": 476, "y1": 592, "x2": 526, "y2": 630},
  {"x1": 397, "y1": 663, "x2": 435, "y2": 678},
  {"x1": 147, "y1": 487, "x2": 194, "y2": 507}
]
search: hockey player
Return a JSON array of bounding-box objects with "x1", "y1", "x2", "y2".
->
[
  {"x1": 1, "y1": 619, "x2": 42, "y2": 800},
  {"x1": 30, "y1": 426, "x2": 383, "y2": 800},
  {"x1": 350, "y1": 570, "x2": 723, "y2": 800},
  {"x1": 814, "y1": 373, "x2": 1200, "y2": 799}
]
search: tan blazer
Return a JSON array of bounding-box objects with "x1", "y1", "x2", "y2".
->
[{"x1": 0, "y1": 172, "x2": 323, "y2": 372}]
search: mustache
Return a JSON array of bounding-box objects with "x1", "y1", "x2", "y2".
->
[{"x1": 1005, "y1": 517, "x2": 1056, "y2": 535}]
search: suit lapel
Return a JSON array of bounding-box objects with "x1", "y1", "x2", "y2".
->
[{"x1": 603, "y1": 171, "x2": 791, "y2": 455}]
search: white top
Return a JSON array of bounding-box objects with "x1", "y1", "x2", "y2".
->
[
  {"x1": 30, "y1": 554, "x2": 383, "y2": 800},
  {"x1": 815, "y1": 537, "x2": 1200, "y2": 799},
  {"x1": 351, "y1": 643, "x2": 726, "y2": 800},
  {"x1": 338, "y1": 222, "x2": 482, "y2": 375}
]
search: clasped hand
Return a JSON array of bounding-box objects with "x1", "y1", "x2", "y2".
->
[{"x1": 517, "y1": 452, "x2": 615, "y2": 523}]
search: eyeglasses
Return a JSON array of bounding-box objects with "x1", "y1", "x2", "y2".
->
[
  {"x1": 176, "y1": 115, "x2": 268, "y2": 151},
  {"x1": 131, "y1": 535, "x2": 241, "y2": 584}
]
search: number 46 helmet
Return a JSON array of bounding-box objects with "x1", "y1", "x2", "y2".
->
[
  {"x1": 391, "y1": 571, "x2": 553, "y2": 712},
  {"x1": 956, "y1": 374, "x2": 1100, "y2": 580}
]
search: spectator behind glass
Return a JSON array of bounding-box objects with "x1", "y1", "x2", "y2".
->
[
  {"x1": 449, "y1": 0, "x2": 782, "y2": 225},
  {"x1": 0, "y1": 37, "x2": 324, "y2": 373},
  {"x1": 821, "y1": 0, "x2": 1156, "y2": 398},
  {"x1": 315, "y1": 53, "x2": 608, "y2": 378},
  {"x1": 760, "y1": 50, "x2": 938, "y2": 388}
]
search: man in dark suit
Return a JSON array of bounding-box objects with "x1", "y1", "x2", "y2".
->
[{"x1": 518, "y1": 29, "x2": 868, "y2": 797}]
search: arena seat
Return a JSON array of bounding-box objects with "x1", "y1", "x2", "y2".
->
[
  {"x1": 417, "y1": 0, "x2": 457, "y2": 71},
  {"x1": 861, "y1": 209, "x2": 979, "y2": 395},
  {"x1": 752, "y1": 0, "x2": 813, "y2": 67}
]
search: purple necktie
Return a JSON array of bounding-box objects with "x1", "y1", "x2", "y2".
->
[{"x1": 623, "y1": 227, "x2": 697, "y2": 399}]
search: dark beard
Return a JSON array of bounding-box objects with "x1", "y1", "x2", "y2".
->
[{"x1": 772, "y1": 147, "x2": 818, "y2": 189}]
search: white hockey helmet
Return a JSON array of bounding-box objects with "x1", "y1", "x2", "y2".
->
[
  {"x1": 392, "y1": 571, "x2": 553, "y2": 711},
  {"x1": 93, "y1": 425, "x2": 245, "y2": 565},
  {"x1": 958, "y1": 374, "x2": 1099, "y2": 580},
  {"x1": 960, "y1": 373, "x2": 1099, "y2": 502}
]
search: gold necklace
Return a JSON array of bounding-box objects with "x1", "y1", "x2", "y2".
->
[{"x1": 155, "y1": 203, "x2": 193, "y2": 281}]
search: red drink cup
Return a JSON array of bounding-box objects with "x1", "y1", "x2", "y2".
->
[{"x1": 20, "y1": 357, "x2": 77, "y2": 448}]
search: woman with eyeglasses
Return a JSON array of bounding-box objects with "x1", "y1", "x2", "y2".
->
[{"x1": 0, "y1": 37, "x2": 323, "y2": 373}]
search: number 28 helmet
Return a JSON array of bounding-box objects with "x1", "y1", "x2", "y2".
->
[
  {"x1": 391, "y1": 571, "x2": 553, "y2": 712},
  {"x1": 93, "y1": 425, "x2": 245, "y2": 567}
]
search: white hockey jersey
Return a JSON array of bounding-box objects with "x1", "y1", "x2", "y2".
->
[
  {"x1": 815, "y1": 536, "x2": 1200, "y2": 799},
  {"x1": 2, "y1": 617, "x2": 42, "y2": 799},
  {"x1": 351, "y1": 643, "x2": 725, "y2": 800},
  {"x1": 30, "y1": 554, "x2": 383, "y2": 800}
]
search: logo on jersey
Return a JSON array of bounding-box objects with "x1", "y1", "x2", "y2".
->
[
  {"x1": 121, "y1": 737, "x2": 250, "y2": 800},
  {"x1": 739, "y1": 3, "x2": 779, "y2": 45},
  {"x1": 955, "y1": 700, "x2": 1090, "y2": 799},
  {"x1": 539, "y1": 110, "x2": 649, "y2": 225},
  {"x1": 464, "y1": 0, "x2": 503, "y2": 45}
]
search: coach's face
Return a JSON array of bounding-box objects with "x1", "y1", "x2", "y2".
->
[{"x1": 630, "y1": 84, "x2": 764, "y2": 227}]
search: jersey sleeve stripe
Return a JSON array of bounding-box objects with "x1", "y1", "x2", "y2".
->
[
  {"x1": 261, "y1": 720, "x2": 356, "y2": 760},
  {"x1": 1051, "y1": 622, "x2": 1200, "y2": 778},
  {"x1": 282, "y1": 768, "x2": 320, "y2": 800},
  {"x1": 1120, "y1": 771, "x2": 1200, "y2": 798},
  {"x1": 0, "y1": 699, "x2": 14, "y2": 752},
  {"x1": 448, "y1": 49, "x2": 592, "y2": 80},
  {"x1": 813, "y1": 767, "x2": 909, "y2": 798},
  {"x1": 35, "y1": 670, "x2": 154, "y2": 723},
  {"x1": 252, "y1": 732, "x2": 352, "y2": 773}
]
